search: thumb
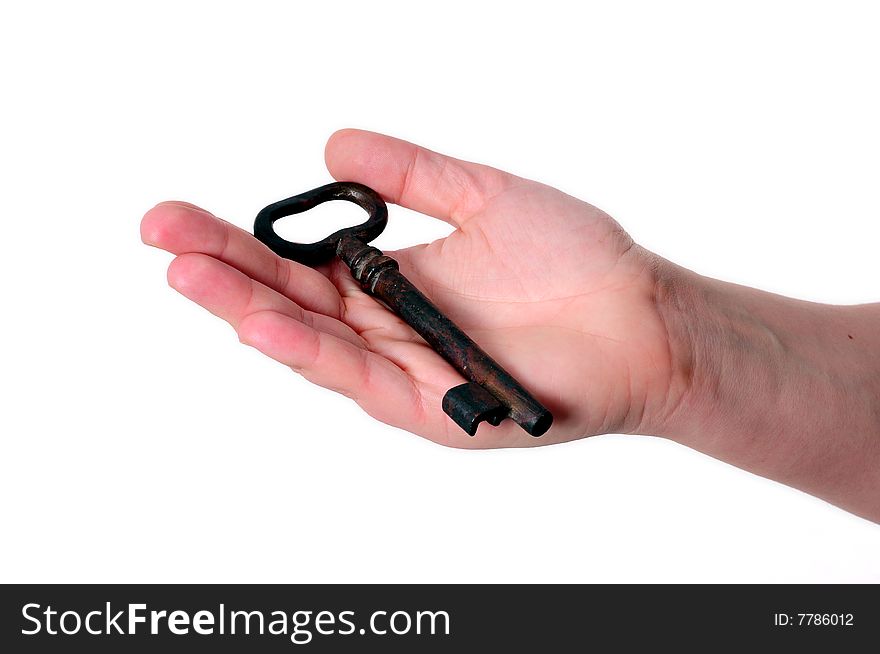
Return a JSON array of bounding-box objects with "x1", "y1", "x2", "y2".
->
[{"x1": 324, "y1": 129, "x2": 517, "y2": 227}]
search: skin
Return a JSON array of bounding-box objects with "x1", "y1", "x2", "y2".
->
[{"x1": 141, "y1": 129, "x2": 880, "y2": 523}]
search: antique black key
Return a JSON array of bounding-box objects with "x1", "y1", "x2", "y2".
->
[{"x1": 254, "y1": 182, "x2": 552, "y2": 437}]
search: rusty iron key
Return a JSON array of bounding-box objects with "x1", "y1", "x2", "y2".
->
[{"x1": 254, "y1": 182, "x2": 552, "y2": 437}]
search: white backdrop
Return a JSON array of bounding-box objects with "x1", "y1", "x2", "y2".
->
[{"x1": 2, "y1": 1, "x2": 878, "y2": 582}]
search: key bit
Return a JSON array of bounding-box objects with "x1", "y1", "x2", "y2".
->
[
  {"x1": 254, "y1": 182, "x2": 553, "y2": 437},
  {"x1": 442, "y1": 383, "x2": 507, "y2": 435}
]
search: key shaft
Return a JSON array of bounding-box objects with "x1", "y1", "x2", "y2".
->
[{"x1": 337, "y1": 235, "x2": 552, "y2": 436}]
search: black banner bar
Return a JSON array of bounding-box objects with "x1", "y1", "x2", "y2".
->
[{"x1": 1, "y1": 584, "x2": 876, "y2": 651}]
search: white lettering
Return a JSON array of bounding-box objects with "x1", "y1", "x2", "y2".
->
[
  {"x1": 128, "y1": 603, "x2": 146, "y2": 634},
  {"x1": 59, "y1": 611, "x2": 81, "y2": 635},
  {"x1": 21, "y1": 603, "x2": 41, "y2": 635},
  {"x1": 106, "y1": 602, "x2": 124, "y2": 634},
  {"x1": 167, "y1": 610, "x2": 190, "y2": 635},
  {"x1": 150, "y1": 610, "x2": 167, "y2": 634},
  {"x1": 192, "y1": 610, "x2": 214, "y2": 635},
  {"x1": 85, "y1": 610, "x2": 102, "y2": 635}
]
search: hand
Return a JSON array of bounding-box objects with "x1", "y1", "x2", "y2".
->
[
  {"x1": 143, "y1": 129, "x2": 880, "y2": 520},
  {"x1": 141, "y1": 129, "x2": 685, "y2": 448}
]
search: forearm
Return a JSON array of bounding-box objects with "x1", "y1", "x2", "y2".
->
[{"x1": 652, "y1": 262, "x2": 880, "y2": 522}]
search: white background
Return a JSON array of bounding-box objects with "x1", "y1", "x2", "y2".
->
[{"x1": 1, "y1": 1, "x2": 878, "y2": 583}]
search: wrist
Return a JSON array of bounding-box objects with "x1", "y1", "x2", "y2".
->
[
  {"x1": 648, "y1": 265, "x2": 792, "y2": 443},
  {"x1": 647, "y1": 261, "x2": 880, "y2": 519}
]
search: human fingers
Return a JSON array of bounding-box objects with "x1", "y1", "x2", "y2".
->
[
  {"x1": 141, "y1": 202, "x2": 343, "y2": 319},
  {"x1": 167, "y1": 252, "x2": 362, "y2": 347},
  {"x1": 238, "y1": 310, "x2": 427, "y2": 432}
]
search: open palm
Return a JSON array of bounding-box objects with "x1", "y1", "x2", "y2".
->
[{"x1": 142, "y1": 130, "x2": 677, "y2": 448}]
